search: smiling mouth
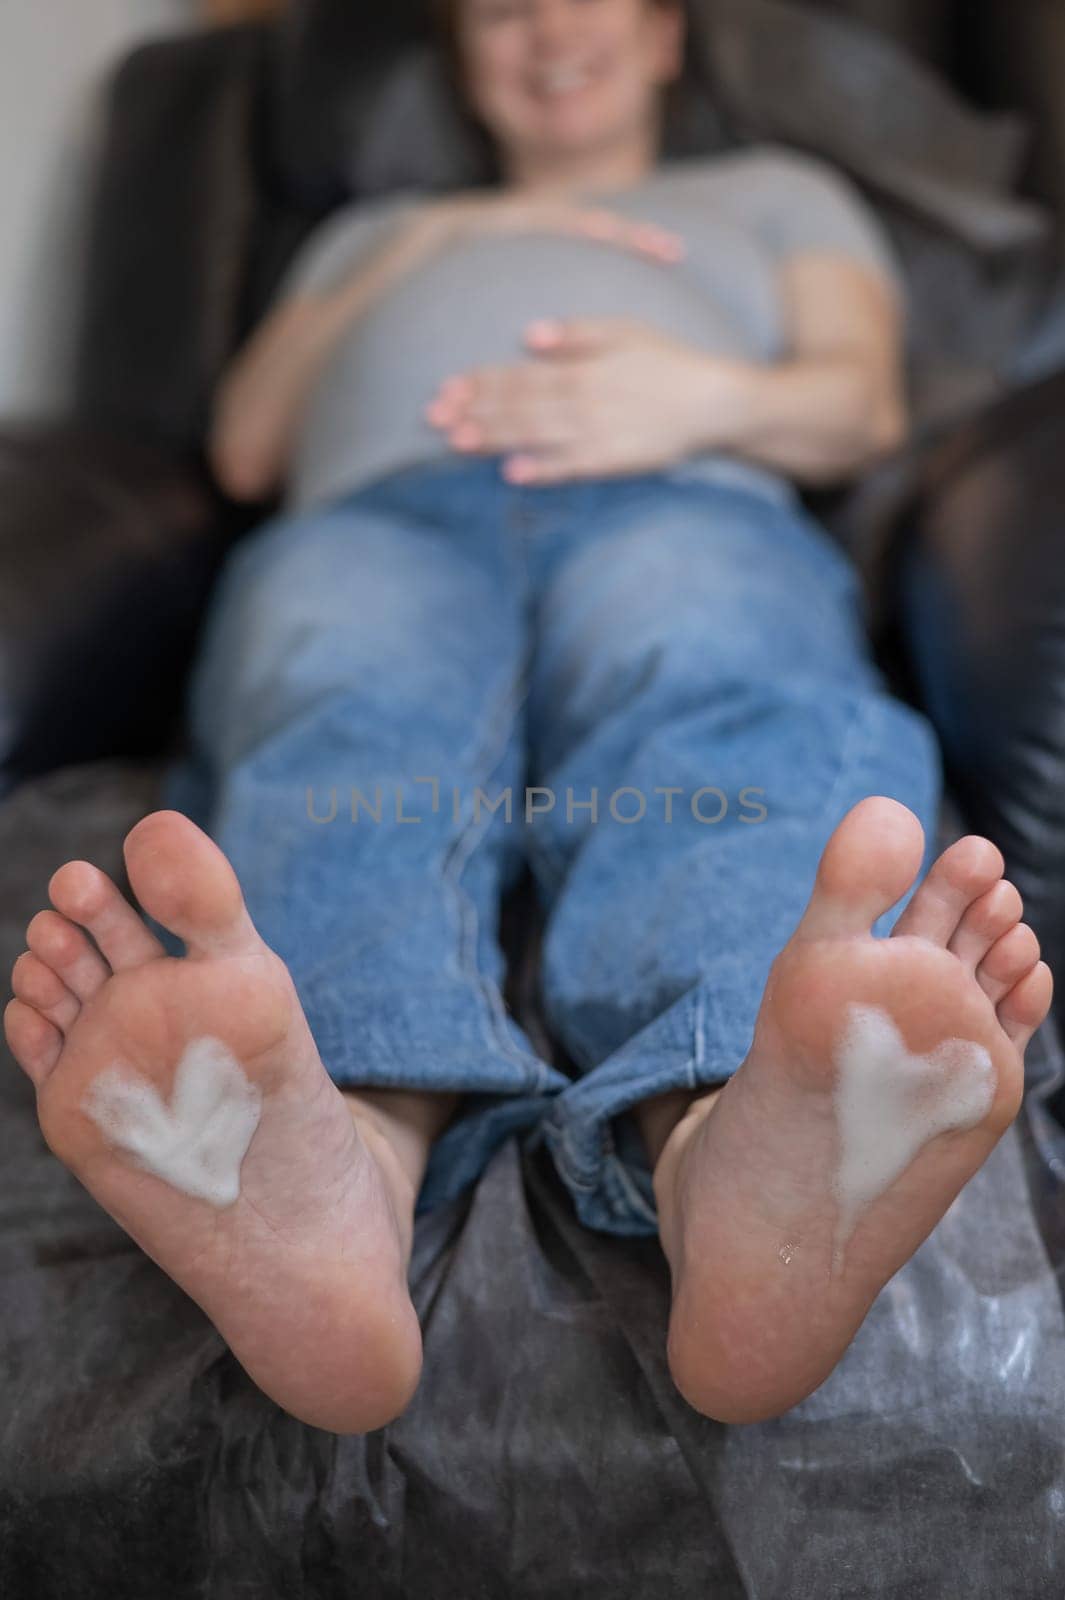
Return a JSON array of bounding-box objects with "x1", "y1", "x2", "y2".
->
[{"x1": 528, "y1": 59, "x2": 606, "y2": 100}]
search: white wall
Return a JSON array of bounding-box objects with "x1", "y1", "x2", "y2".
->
[{"x1": 0, "y1": 0, "x2": 192, "y2": 419}]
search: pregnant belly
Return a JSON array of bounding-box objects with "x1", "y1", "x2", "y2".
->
[
  {"x1": 289, "y1": 231, "x2": 762, "y2": 509},
  {"x1": 330, "y1": 231, "x2": 750, "y2": 419}
]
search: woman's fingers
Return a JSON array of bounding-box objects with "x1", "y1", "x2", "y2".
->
[
  {"x1": 487, "y1": 198, "x2": 683, "y2": 262},
  {"x1": 502, "y1": 447, "x2": 602, "y2": 485},
  {"x1": 425, "y1": 375, "x2": 473, "y2": 424},
  {"x1": 525, "y1": 317, "x2": 639, "y2": 356},
  {"x1": 425, "y1": 363, "x2": 580, "y2": 451},
  {"x1": 440, "y1": 403, "x2": 574, "y2": 454},
  {"x1": 426, "y1": 321, "x2": 639, "y2": 436},
  {"x1": 569, "y1": 208, "x2": 684, "y2": 262}
]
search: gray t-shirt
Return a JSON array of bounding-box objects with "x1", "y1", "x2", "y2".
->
[{"x1": 273, "y1": 144, "x2": 905, "y2": 514}]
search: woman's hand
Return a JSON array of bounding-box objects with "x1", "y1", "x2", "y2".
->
[
  {"x1": 425, "y1": 317, "x2": 726, "y2": 484},
  {"x1": 411, "y1": 193, "x2": 684, "y2": 267}
]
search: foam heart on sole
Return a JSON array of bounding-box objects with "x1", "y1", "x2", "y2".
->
[
  {"x1": 81, "y1": 1035, "x2": 263, "y2": 1207},
  {"x1": 829, "y1": 1002, "x2": 996, "y2": 1275}
]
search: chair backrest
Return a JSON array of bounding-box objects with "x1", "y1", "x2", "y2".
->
[{"x1": 74, "y1": 23, "x2": 273, "y2": 453}]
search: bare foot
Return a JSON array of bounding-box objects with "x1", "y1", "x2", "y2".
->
[
  {"x1": 654, "y1": 796, "x2": 1053, "y2": 1425},
  {"x1": 3, "y1": 810, "x2": 422, "y2": 1433}
]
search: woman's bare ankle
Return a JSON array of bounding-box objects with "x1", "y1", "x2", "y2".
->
[
  {"x1": 636, "y1": 1085, "x2": 727, "y2": 1265},
  {"x1": 342, "y1": 1088, "x2": 461, "y2": 1267},
  {"x1": 634, "y1": 1085, "x2": 718, "y2": 1172}
]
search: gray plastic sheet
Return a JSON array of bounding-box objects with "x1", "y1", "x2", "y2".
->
[{"x1": 1, "y1": 761, "x2": 1064, "y2": 1597}]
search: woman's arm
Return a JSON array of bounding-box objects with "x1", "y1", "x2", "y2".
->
[
  {"x1": 207, "y1": 217, "x2": 453, "y2": 502},
  {"x1": 692, "y1": 254, "x2": 908, "y2": 486}
]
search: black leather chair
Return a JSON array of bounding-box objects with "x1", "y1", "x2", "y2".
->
[{"x1": 3, "y1": 4, "x2": 1065, "y2": 1596}]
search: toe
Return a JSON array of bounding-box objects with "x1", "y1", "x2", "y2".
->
[
  {"x1": 49, "y1": 859, "x2": 165, "y2": 971},
  {"x1": 947, "y1": 878, "x2": 1023, "y2": 971},
  {"x1": 891, "y1": 833, "x2": 1005, "y2": 946},
  {"x1": 976, "y1": 921, "x2": 1041, "y2": 1004},
  {"x1": 10, "y1": 951, "x2": 81, "y2": 1032},
  {"x1": 796, "y1": 796, "x2": 925, "y2": 939},
  {"x1": 123, "y1": 810, "x2": 257, "y2": 959},
  {"x1": 4, "y1": 996, "x2": 63, "y2": 1086},
  {"x1": 26, "y1": 910, "x2": 110, "y2": 1001},
  {"x1": 997, "y1": 961, "x2": 1054, "y2": 1054}
]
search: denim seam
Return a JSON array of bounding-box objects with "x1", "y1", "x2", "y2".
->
[
  {"x1": 545, "y1": 1125, "x2": 599, "y2": 1192},
  {"x1": 443, "y1": 664, "x2": 545, "y2": 1088},
  {"x1": 437, "y1": 517, "x2": 554, "y2": 1090},
  {"x1": 604, "y1": 1150, "x2": 661, "y2": 1227},
  {"x1": 549, "y1": 1104, "x2": 674, "y2": 1225},
  {"x1": 550, "y1": 1034, "x2": 714, "y2": 1183},
  {"x1": 543, "y1": 989, "x2": 703, "y2": 1106},
  {"x1": 818, "y1": 685, "x2": 881, "y2": 836},
  {"x1": 689, "y1": 985, "x2": 706, "y2": 1091}
]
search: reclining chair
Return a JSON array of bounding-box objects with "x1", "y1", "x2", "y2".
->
[{"x1": 2, "y1": 3, "x2": 1065, "y2": 1595}]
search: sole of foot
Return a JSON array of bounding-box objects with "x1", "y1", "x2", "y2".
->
[
  {"x1": 654, "y1": 795, "x2": 1053, "y2": 1425},
  {"x1": 4, "y1": 809, "x2": 422, "y2": 1434}
]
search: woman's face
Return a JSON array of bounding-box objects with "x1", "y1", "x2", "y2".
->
[{"x1": 455, "y1": 0, "x2": 685, "y2": 175}]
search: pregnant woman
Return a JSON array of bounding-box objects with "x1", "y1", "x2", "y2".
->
[{"x1": 5, "y1": 0, "x2": 1053, "y2": 1433}]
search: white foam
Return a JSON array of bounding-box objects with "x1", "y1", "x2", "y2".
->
[
  {"x1": 82, "y1": 1035, "x2": 263, "y2": 1207},
  {"x1": 829, "y1": 1003, "x2": 996, "y2": 1276}
]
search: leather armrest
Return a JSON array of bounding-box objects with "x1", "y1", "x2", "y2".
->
[
  {"x1": 883, "y1": 367, "x2": 1065, "y2": 986},
  {"x1": 0, "y1": 421, "x2": 233, "y2": 792}
]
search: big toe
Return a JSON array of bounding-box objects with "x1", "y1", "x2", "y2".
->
[
  {"x1": 796, "y1": 796, "x2": 926, "y2": 940},
  {"x1": 123, "y1": 811, "x2": 256, "y2": 959}
]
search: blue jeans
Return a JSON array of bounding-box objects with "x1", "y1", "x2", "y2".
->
[{"x1": 160, "y1": 455, "x2": 942, "y2": 1236}]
